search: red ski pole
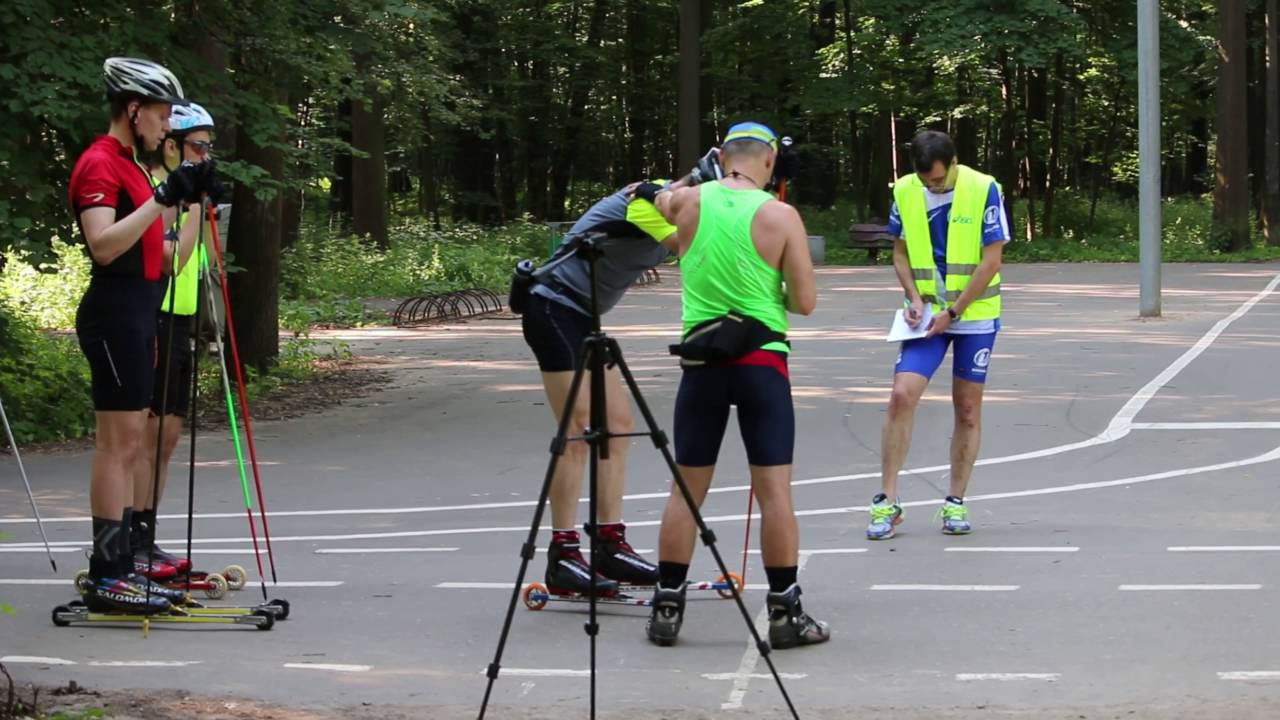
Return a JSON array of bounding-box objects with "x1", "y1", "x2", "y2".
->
[{"x1": 205, "y1": 204, "x2": 279, "y2": 582}]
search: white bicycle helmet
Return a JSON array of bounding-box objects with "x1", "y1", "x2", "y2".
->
[
  {"x1": 103, "y1": 57, "x2": 188, "y2": 106},
  {"x1": 170, "y1": 102, "x2": 214, "y2": 133}
]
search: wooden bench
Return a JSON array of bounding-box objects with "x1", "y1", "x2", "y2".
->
[{"x1": 846, "y1": 223, "x2": 896, "y2": 262}]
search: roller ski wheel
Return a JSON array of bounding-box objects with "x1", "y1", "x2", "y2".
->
[
  {"x1": 266, "y1": 598, "x2": 290, "y2": 620},
  {"x1": 200, "y1": 573, "x2": 229, "y2": 600},
  {"x1": 221, "y1": 565, "x2": 248, "y2": 591},
  {"x1": 251, "y1": 609, "x2": 275, "y2": 631},
  {"x1": 523, "y1": 582, "x2": 549, "y2": 611},
  {"x1": 52, "y1": 605, "x2": 73, "y2": 627},
  {"x1": 716, "y1": 572, "x2": 745, "y2": 600},
  {"x1": 73, "y1": 569, "x2": 92, "y2": 596}
]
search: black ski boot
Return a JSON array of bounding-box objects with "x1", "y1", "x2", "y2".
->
[
  {"x1": 82, "y1": 575, "x2": 172, "y2": 615},
  {"x1": 766, "y1": 584, "x2": 830, "y2": 649},
  {"x1": 645, "y1": 584, "x2": 687, "y2": 647},
  {"x1": 546, "y1": 535, "x2": 618, "y2": 597},
  {"x1": 588, "y1": 523, "x2": 659, "y2": 586}
]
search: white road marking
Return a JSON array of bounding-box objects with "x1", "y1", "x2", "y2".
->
[
  {"x1": 436, "y1": 581, "x2": 770, "y2": 591},
  {"x1": 704, "y1": 672, "x2": 807, "y2": 681},
  {"x1": 1119, "y1": 584, "x2": 1262, "y2": 591},
  {"x1": 315, "y1": 547, "x2": 459, "y2": 555},
  {"x1": 945, "y1": 547, "x2": 1079, "y2": 553},
  {"x1": 1, "y1": 656, "x2": 75, "y2": 665},
  {"x1": 88, "y1": 661, "x2": 201, "y2": 667},
  {"x1": 7, "y1": 271, "x2": 1278, "y2": 530},
  {"x1": 0, "y1": 579, "x2": 343, "y2": 588},
  {"x1": 722, "y1": 553, "x2": 813, "y2": 711},
  {"x1": 6, "y1": 438, "x2": 1280, "y2": 548},
  {"x1": 283, "y1": 663, "x2": 371, "y2": 672},
  {"x1": 0, "y1": 548, "x2": 81, "y2": 554},
  {"x1": 489, "y1": 668, "x2": 590, "y2": 677},
  {"x1": 746, "y1": 548, "x2": 867, "y2": 555},
  {"x1": 1219, "y1": 671, "x2": 1280, "y2": 681},
  {"x1": 872, "y1": 585, "x2": 1020, "y2": 592},
  {"x1": 1168, "y1": 546, "x2": 1280, "y2": 553},
  {"x1": 956, "y1": 673, "x2": 1060, "y2": 682},
  {"x1": 1131, "y1": 422, "x2": 1280, "y2": 430}
]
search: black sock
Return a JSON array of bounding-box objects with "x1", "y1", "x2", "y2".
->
[
  {"x1": 133, "y1": 509, "x2": 157, "y2": 551},
  {"x1": 765, "y1": 566, "x2": 798, "y2": 594},
  {"x1": 658, "y1": 561, "x2": 689, "y2": 589},
  {"x1": 90, "y1": 516, "x2": 123, "y2": 580}
]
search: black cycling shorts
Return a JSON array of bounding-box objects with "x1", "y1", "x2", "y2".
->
[
  {"x1": 521, "y1": 293, "x2": 593, "y2": 373},
  {"x1": 673, "y1": 350, "x2": 795, "y2": 467},
  {"x1": 75, "y1": 278, "x2": 161, "y2": 412},
  {"x1": 149, "y1": 313, "x2": 193, "y2": 418}
]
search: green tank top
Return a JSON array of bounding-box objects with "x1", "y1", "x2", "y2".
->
[{"x1": 681, "y1": 183, "x2": 789, "y2": 353}]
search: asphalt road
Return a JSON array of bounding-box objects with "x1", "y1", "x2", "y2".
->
[{"x1": 2, "y1": 263, "x2": 1279, "y2": 718}]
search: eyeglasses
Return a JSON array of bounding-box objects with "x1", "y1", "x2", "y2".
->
[{"x1": 185, "y1": 140, "x2": 213, "y2": 155}]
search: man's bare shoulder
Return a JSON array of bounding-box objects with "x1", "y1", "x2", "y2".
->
[{"x1": 754, "y1": 198, "x2": 801, "y2": 229}]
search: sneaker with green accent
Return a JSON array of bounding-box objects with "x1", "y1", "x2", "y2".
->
[
  {"x1": 866, "y1": 494, "x2": 903, "y2": 540},
  {"x1": 940, "y1": 497, "x2": 971, "y2": 535}
]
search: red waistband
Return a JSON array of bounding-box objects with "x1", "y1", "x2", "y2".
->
[{"x1": 729, "y1": 349, "x2": 789, "y2": 380}]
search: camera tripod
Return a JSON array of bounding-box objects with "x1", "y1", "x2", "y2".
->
[{"x1": 478, "y1": 232, "x2": 799, "y2": 719}]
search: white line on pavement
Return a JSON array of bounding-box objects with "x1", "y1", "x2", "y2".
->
[
  {"x1": 315, "y1": 547, "x2": 459, "y2": 554},
  {"x1": 746, "y1": 548, "x2": 868, "y2": 555},
  {"x1": 872, "y1": 585, "x2": 1020, "y2": 592},
  {"x1": 283, "y1": 663, "x2": 371, "y2": 672},
  {"x1": 1219, "y1": 672, "x2": 1280, "y2": 681},
  {"x1": 1131, "y1": 422, "x2": 1280, "y2": 430},
  {"x1": 704, "y1": 672, "x2": 808, "y2": 681},
  {"x1": 1119, "y1": 584, "x2": 1262, "y2": 591},
  {"x1": 722, "y1": 553, "x2": 814, "y2": 711},
  {"x1": 0, "y1": 656, "x2": 75, "y2": 665},
  {"x1": 945, "y1": 547, "x2": 1079, "y2": 553},
  {"x1": 1168, "y1": 546, "x2": 1280, "y2": 552},
  {"x1": 956, "y1": 673, "x2": 1060, "y2": 682},
  {"x1": 88, "y1": 661, "x2": 200, "y2": 667},
  {"x1": 0, "y1": 579, "x2": 343, "y2": 588},
  {"x1": 488, "y1": 668, "x2": 590, "y2": 678},
  {"x1": 8, "y1": 271, "x2": 1277, "y2": 530}
]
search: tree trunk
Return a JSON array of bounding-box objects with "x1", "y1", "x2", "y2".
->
[
  {"x1": 1247, "y1": 8, "x2": 1266, "y2": 229},
  {"x1": 625, "y1": 0, "x2": 650, "y2": 181},
  {"x1": 678, "y1": 0, "x2": 702, "y2": 173},
  {"x1": 1021, "y1": 65, "x2": 1038, "y2": 242},
  {"x1": 350, "y1": 88, "x2": 388, "y2": 248},
  {"x1": 1266, "y1": 0, "x2": 1280, "y2": 244},
  {"x1": 331, "y1": 99, "x2": 353, "y2": 230},
  {"x1": 997, "y1": 51, "x2": 1018, "y2": 236},
  {"x1": 867, "y1": 111, "x2": 894, "y2": 220},
  {"x1": 841, "y1": 0, "x2": 863, "y2": 203},
  {"x1": 227, "y1": 85, "x2": 286, "y2": 370},
  {"x1": 1043, "y1": 52, "x2": 1066, "y2": 236},
  {"x1": 548, "y1": 0, "x2": 609, "y2": 219},
  {"x1": 1213, "y1": 0, "x2": 1251, "y2": 251},
  {"x1": 1089, "y1": 80, "x2": 1125, "y2": 230}
]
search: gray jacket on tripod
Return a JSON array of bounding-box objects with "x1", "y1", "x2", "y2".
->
[{"x1": 532, "y1": 183, "x2": 676, "y2": 317}]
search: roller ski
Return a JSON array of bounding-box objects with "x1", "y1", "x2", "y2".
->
[
  {"x1": 73, "y1": 557, "x2": 248, "y2": 601},
  {"x1": 523, "y1": 574, "x2": 743, "y2": 611},
  {"x1": 52, "y1": 599, "x2": 275, "y2": 633}
]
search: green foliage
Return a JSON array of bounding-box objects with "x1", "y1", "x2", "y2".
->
[
  {"x1": 0, "y1": 301, "x2": 93, "y2": 446},
  {"x1": 0, "y1": 240, "x2": 91, "y2": 330},
  {"x1": 279, "y1": 218, "x2": 546, "y2": 326}
]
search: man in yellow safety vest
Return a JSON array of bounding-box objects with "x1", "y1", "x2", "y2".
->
[{"x1": 866, "y1": 130, "x2": 1008, "y2": 540}]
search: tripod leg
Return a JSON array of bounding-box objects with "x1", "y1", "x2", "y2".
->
[
  {"x1": 605, "y1": 338, "x2": 801, "y2": 720},
  {"x1": 478, "y1": 343, "x2": 597, "y2": 719}
]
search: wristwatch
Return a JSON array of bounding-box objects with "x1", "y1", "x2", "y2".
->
[{"x1": 946, "y1": 307, "x2": 958, "y2": 320}]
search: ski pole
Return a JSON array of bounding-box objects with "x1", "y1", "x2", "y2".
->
[
  {"x1": 205, "y1": 203, "x2": 278, "y2": 582},
  {"x1": 0, "y1": 395, "x2": 57, "y2": 572},
  {"x1": 201, "y1": 253, "x2": 270, "y2": 601}
]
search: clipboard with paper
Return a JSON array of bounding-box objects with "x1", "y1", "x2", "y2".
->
[
  {"x1": 887, "y1": 263, "x2": 943, "y2": 342},
  {"x1": 886, "y1": 303, "x2": 934, "y2": 342}
]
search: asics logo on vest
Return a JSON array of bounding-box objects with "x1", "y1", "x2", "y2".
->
[{"x1": 950, "y1": 214, "x2": 975, "y2": 226}]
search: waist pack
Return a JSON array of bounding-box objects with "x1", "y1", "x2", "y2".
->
[
  {"x1": 508, "y1": 260, "x2": 536, "y2": 314},
  {"x1": 668, "y1": 311, "x2": 788, "y2": 365}
]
